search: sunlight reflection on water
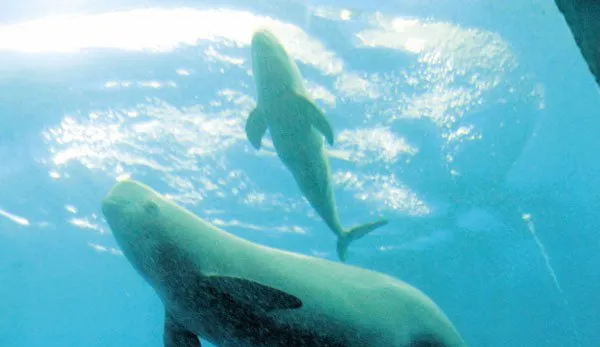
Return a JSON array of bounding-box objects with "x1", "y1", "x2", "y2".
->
[{"x1": 0, "y1": 6, "x2": 543, "y2": 253}]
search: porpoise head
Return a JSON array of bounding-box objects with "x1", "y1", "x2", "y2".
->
[
  {"x1": 250, "y1": 28, "x2": 299, "y2": 95},
  {"x1": 101, "y1": 180, "x2": 178, "y2": 286}
]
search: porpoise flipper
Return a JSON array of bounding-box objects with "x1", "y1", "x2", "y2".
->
[
  {"x1": 245, "y1": 108, "x2": 268, "y2": 150},
  {"x1": 164, "y1": 313, "x2": 201, "y2": 347},
  {"x1": 204, "y1": 275, "x2": 303, "y2": 312}
]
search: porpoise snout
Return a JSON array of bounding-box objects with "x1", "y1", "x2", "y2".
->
[
  {"x1": 251, "y1": 29, "x2": 276, "y2": 46},
  {"x1": 105, "y1": 180, "x2": 152, "y2": 203},
  {"x1": 251, "y1": 28, "x2": 284, "y2": 58},
  {"x1": 101, "y1": 179, "x2": 155, "y2": 223}
]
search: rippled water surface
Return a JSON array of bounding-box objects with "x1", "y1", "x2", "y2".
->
[{"x1": 1, "y1": 1, "x2": 599, "y2": 346}]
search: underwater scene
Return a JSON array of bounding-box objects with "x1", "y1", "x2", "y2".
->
[{"x1": 1, "y1": 0, "x2": 599, "y2": 346}]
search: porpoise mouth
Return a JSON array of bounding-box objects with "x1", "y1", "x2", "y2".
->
[
  {"x1": 101, "y1": 196, "x2": 129, "y2": 221},
  {"x1": 101, "y1": 179, "x2": 159, "y2": 226}
]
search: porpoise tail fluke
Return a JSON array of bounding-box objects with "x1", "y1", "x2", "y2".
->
[{"x1": 336, "y1": 219, "x2": 389, "y2": 262}]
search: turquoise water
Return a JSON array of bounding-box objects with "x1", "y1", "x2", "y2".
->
[{"x1": 1, "y1": 1, "x2": 599, "y2": 346}]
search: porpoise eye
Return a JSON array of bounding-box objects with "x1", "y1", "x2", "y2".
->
[{"x1": 143, "y1": 201, "x2": 159, "y2": 215}]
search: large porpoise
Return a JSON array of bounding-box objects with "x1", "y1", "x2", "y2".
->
[
  {"x1": 244, "y1": 28, "x2": 388, "y2": 262},
  {"x1": 101, "y1": 179, "x2": 469, "y2": 347},
  {"x1": 555, "y1": 0, "x2": 600, "y2": 87}
]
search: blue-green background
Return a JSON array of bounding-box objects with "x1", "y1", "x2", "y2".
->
[{"x1": 1, "y1": 0, "x2": 599, "y2": 346}]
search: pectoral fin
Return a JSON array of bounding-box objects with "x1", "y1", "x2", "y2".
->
[
  {"x1": 289, "y1": 93, "x2": 334, "y2": 146},
  {"x1": 245, "y1": 107, "x2": 267, "y2": 150},
  {"x1": 205, "y1": 275, "x2": 302, "y2": 312},
  {"x1": 164, "y1": 313, "x2": 201, "y2": 347}
]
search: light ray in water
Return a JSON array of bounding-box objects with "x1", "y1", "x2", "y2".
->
[{"x1": 521, "y1": 213, "x2": 581, "y2": 347}]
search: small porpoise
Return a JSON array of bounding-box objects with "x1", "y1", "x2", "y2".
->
[
  {"x1": 102, "y1": 179, "x2": 468, "y2": 347},
  {"x1": 245, "y1": 28, "x2": 388, "y2": 262}
]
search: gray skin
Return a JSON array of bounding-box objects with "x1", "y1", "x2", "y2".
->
[
  {"x1": 102, "y1": 180, "x2": 469, "y2": 347},
  {"x1": 245, "y1": 29, "x2": 388, "y2": 262},
  {"x1": 555, "y1": 0, "x2": 600, "y2": 86}
]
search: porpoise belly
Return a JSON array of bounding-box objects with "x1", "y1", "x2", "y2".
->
[
  {"x1": 269, "y1": 127, "x2": 340, "y2": 233},
  {"x1": 270, "y1": 127, "x2": 329, "y2": 191}
]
